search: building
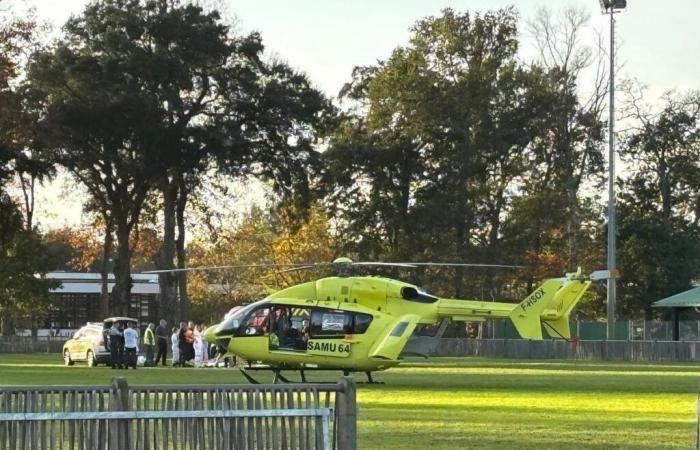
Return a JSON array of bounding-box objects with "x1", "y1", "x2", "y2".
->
[{"x1": 44, "y1": 272, "x2": 160, "y2": 333}]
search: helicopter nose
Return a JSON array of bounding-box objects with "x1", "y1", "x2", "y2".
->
[{"x1": 204, "y1": 325, "x2": 218, "y2": 342}]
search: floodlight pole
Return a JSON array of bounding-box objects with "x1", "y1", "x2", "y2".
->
[{"x1": 605, "y1": 3, "x2": 617, "y2": 341}]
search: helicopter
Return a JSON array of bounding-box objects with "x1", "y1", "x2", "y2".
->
[{"x1": 149, "y1": 258, "x2": 604, "y2": 383}]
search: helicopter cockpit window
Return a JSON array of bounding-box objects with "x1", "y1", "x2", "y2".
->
[
  {"x1": 400, "y1": 287, "x2": 439, "y2": 304},
  {"x1": 216, "y1": 302, "x2": 262, "y2": 336},
  {"x1": 241, "y1": 306, "x2": 270, "y2": 336}
]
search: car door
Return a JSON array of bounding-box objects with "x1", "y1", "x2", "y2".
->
[
  {"x1": 71, "y1": 327, "x2": 88, "y2": 360},
  {"x1": 83, "y1": 328, "x2": 99, "y2": 357}
]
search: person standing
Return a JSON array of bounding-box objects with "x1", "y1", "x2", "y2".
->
[
  {"x1": 193, "y1": 325, "x2": 203, "y2": 368},
  {"x1": 154, "y1": 319, "x2": 168, "y2": 366},
  {"x1": 109, "y1": 322, "x2": 123, "y2": 369},
  {"x1": 123, "y1": 322, "x2": 139, "y2": 369},
  {"x1": 178, "y1": 322, "x2": 188, "y2": 367},
  {"x1": 116, "y1": 323, "x2": 126, "y2": 369},
  {"x1": 144, "y1": 323, "x2": 156, "y2": 367},
  {"x1": 171, "y1": 327, "x2": 180, "y2": 367},
  {"x1": 185, "y1": 321, "x2": 195, "y2": 364}
]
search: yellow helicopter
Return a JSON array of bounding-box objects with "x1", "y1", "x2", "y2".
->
[{"x1": 151, "y1": 258, "x2": 602, "y2": 383}]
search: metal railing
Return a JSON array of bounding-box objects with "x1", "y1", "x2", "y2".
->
[{"x1": 0, "y1": 377, "x2": 357, "y2": 450}]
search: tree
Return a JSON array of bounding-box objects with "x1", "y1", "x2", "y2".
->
[
  {"x1": 186, "y1": 204, "x2": 334, "y2": 323},
  {"x1": 616, "y1": 91, "x2": 700, "y2": 318},
  {"x1": 30, "y1": 0, "x2": 332, "y2": 321},
  {"x1": 324, "y1": 8, "x2": 555, "y2": 297},
  {"x1": 0, "y1": 193, "x2": 58, "y2": 335},
  {"x1": 0, "y1": 2, "x2": 58, "y2": 334},
  {"x1": 524, "y1": 5, "x2": 607, "y2": 271}
]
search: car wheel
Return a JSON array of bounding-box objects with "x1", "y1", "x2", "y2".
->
[
  {"x1": 87, "y1": 350, "x2": 96, "y2": 367},
  {"x1": 63, "y1": 350, "x2": 74, "y2": 366}
]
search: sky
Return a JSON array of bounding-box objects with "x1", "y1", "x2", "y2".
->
[{"x1": 17, "y1": 0, "x2": 700, "y2": 229}]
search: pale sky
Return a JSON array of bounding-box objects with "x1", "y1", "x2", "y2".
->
[
  {"x1": 29, "y1": 0, "x2": 700, "y2": 98},
  {"x1": 19, "y1": 0, "x2": 700, "y2": 229}
]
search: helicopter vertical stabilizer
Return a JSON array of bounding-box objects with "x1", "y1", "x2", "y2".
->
[
  {"x1": 540, "y1": 278, "x2": 591, "y2": 339},
  {"x1": 508, "y1": 279, "x2": 565, "y2": 340}
]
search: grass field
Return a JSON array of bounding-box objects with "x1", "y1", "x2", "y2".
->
[{"x1": 0, "y1": 354, "x2": 697, "y2": 449}]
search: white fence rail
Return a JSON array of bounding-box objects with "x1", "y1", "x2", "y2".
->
[{"x1": 0, "y1": 377, "x2": 357, "y2": 450}]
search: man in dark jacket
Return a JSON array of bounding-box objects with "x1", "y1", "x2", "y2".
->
[
  {"x1": 109, "y1": 322, "x2": 123, "y2": 369},
  {"x1": 154, "y1": 319, "x2": 169, "y2": 366}
]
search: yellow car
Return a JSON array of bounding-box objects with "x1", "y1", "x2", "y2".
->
[{"x1": 62, "y1": 317, "x2": 138, "y2": 367}]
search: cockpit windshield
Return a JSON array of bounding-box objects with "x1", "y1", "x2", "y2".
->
[{"x1": 216, "y1": 300, "x2": 269, "y2": 336}]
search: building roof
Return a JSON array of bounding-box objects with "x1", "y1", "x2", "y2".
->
[
  {"x1": 47, "y1": 272, "x2": 160, "y2": 295},
  {"x1": 652, "y1": 286, "x2": 700, "y2": 308}
]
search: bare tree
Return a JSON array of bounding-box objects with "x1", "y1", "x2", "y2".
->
[{"x1": 527, "y1": 6, "x2": 609, "y2": 270}]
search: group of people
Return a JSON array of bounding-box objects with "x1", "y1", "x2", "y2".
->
[
  {"x1": 171, "y1": 321, "x2": 211, "y2": 368},
  {"x1": 108, "y1": 321, "x2": 144, "y2": 369},
  {"x1": 107, "y1": 319, "x2": 213, "y2": 369}
]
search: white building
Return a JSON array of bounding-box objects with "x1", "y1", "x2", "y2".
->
[{"x1": 43, "y1": 272, "x2": 160, "y2": 334}]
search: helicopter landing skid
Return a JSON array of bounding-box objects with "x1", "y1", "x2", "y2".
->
[
  {"x1": 358, "y1": 371, "x2": 384, "y2": 385},
  {"x1": 239, "y1": 368, "x2": 261, "y2": 384},
  {"x1": 240, "y1": 366, "x2": 381, "y2": 384},
  {"x1": 272, "y1": 370, "x2": 292, "y2": 384}
]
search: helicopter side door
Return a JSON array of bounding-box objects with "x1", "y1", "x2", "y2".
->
[
  {"x1": 268, "y1": 305, "x2": 311, "y2": 353},
  {"x1": 305, "y1": 308, "x2": 352, "y2": 358}
]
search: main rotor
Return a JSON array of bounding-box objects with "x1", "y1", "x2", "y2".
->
[{"x1": 145, "y1": 257, "x2": 523, "y2": 277}]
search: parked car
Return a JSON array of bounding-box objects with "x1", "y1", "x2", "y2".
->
[{"x1": 62, "y1": 317, "x2": 138, "y2": 367}]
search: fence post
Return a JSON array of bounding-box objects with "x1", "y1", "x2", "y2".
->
[
  {"x1": 696, "y1": 380, "x2": 700, "y2": 450},
  {"x1": 336, "y1": 376, "x2": 357, "y2": 450},
  {"x1": 110, "y1": 377, "x2": 130, "y2": 450}
]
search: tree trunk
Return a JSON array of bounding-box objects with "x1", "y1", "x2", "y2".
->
[
  {"x1": 453, "y1": 219, "x2": 466, "y2": 298},
  {"x1": 155, "y1": 178, "x2": 178, "y2": 324},
  {"x1": 659, "y1": 161, "x2": 672, "y2": 221},
  {"x1": 112, "y1": 222, "x2": 133, "y2": 317},
  {"x1": 1, "y1": 315, "x2": 15, "y2": 336},
  {"x1": 18, "y1": 173, "x2": 35, "y2": 230},
  {"x1": 176, "y1": 177, "x2": 190, "y2": 320},
  {"x1": 100, "y1": 216, "x2": 113, "y2": 318}
]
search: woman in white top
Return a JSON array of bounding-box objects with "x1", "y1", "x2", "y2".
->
[
  {"x1": 193, "y1": 325, "x2": 203, "y2": 368},
  {"x1": 171, "y1": 328, "x2": 180, "y2": 367}
]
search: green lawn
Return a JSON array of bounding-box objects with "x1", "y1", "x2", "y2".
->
[{"x1": 0, "y1": 354, "x2": 697, "y2": 449}]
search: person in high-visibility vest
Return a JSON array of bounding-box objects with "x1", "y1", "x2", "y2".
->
[{"x1": 144, "y1": 323, "x2": 156, "y2": 367}]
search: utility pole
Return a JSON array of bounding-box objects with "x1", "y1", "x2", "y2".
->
[{"x1": 600, "y1": 0, "x2": 626, "y2": 340}]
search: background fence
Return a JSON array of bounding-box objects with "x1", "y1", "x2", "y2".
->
[
  {"x1": 406, "y1": 337, "x2": 700, "y2": 361},
  {"x1": 0, "y1": 377, "x2": 357, "y2": 450},
  {"x1": 0, "y1": 336, "x2": 65, "y2": 353},
  {"x1": 488, "y1": 319, "x2": 700, "y2": 341}
]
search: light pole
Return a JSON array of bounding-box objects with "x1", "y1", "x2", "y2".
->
[{"x1": 600, "y1": 0, "x2": 626, "y2": 340}]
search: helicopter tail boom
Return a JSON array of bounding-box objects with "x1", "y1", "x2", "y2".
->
[{"x1": 435, "y1": 277, "x2": 591, "y2": 340}]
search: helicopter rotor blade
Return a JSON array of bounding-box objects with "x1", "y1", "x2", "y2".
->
[
  {"x1": 352, "y1": 262, "x2": 418, "y2": 268},
  {"x1": 276, "y1": 265, "x2": 318, "y2": 274},
  {"x1": 144, "y1": 263, "x2": 328, "y2": 274},
  {"x1": 389, "y1": 262, "x2": 524, "y2": 269}
]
